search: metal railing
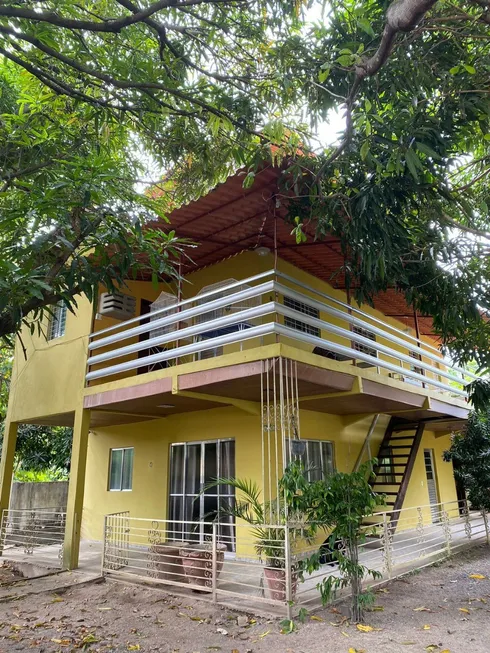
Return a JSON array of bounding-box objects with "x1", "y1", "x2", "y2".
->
[
  {"x1": 86, "y1": 270, "x2": 477, "y2": 396},
  {"x1": 293, "y1": 499, "x2": 489, "y2": 610},
  {"x1": 101, "y1": 501, "x2": 488, "y2": 616},
  {"x1": 0, "y1": 508, "x2": 67, "y2": 567}
]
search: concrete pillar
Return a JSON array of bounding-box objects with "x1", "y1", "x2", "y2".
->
[
  {"x1": 63, "y1": 407, "x2": 90, "y2": 570},
  {"x1": 0, "y1": 419, "x2": 18, "y2": 532}
]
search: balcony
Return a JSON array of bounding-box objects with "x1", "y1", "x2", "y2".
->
[{"x1": 86, "y1": 270, "x2": 475, "y2": 405}]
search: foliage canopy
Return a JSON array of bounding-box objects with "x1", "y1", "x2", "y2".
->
[{"x1": 444, "y1": 411, "x2": 490, "y2": 511}]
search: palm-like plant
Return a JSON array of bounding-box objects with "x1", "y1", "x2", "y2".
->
[{"x1": 206, "y1": 476, "x2": 313, "y2": 569}]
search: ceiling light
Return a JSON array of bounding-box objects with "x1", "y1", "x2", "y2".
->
[
  {"x1": 254, "y1": 246, "x2": 271, "y2": 257},
  {"x1": 157, "y1": 403, "x2": 175, "y2": 408}
]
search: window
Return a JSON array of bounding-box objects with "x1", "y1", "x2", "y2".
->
[
  {"x1": 352, "y1": 325, "x2": 377, "y2": 358},
  {"x1": 109, "y1": 447, "x2": 134, "y2": 491},
  {"x1": 285, "y1": 439, "x2": 335, "y2": 482},
  {"x1": 47, "y1": 302, "x2": 67, "y2": 340},
  {"x1": 283, "y1": 296, "x2": 320, "y2": 338}
]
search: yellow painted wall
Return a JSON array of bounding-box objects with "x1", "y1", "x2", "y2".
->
[
  {"x1": 83, "y1": 406, "x2": 461, "y2": 545},
  {"x1": 401, "y1": 431, "x2": 459, "y2": 523},
  {"x1": 7, "y1": 295, "x2": 93, "y2": 423}
]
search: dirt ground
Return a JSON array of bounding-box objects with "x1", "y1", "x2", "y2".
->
[{"x1": 1, "y1": 545, "x2": 490, "y2": 653}]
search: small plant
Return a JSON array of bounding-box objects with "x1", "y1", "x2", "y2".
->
[
  {"x1": 205, "y1": 476, "x2": 314, "y2": 600},
  {"x1": 280, "y1": 459, "x2": 384, "y2": 623}
]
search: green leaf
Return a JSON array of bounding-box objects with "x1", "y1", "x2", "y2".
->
[
  {"x1": 449, "y1": 66, "x2": 461, "y2": 75},
  {"x1": 360, "y1": 140, "x2": 370, "y2": 161},
  {"x1": 318, "y1": 68, "x2": 330, "y2": 83},
  {"x1": 464, "y1": 64, "x2": 476, "y2": 74},
  {"x1": 405, "y1": 149, "x2": 422, "y2": 181},
  {"x1": 415, "y1": 142, "x2": 442, "y2": 160},
  {"x1": 357, "y1": 17, "x2": 375, "y2": 38}
]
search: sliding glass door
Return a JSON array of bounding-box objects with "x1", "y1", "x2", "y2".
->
[{"x1": 168, "y1": 439, "x2": 235, "y2": 550}]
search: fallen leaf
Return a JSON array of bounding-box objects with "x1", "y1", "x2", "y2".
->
[
  {"x1": 341, "y1": 631, "x2": 349, "y2": 637},
  {"x1": 441, "y1": 650, "x2": 451, "y2": 653},
  {"x1": 356, "y1": 624, "x2": 373, "y2": 632},
  {"x1": 310, "y1": 615, "x2": 323, "y2": 621},
  {"x1": 414, "y1": 606, "x2": 431, "y2": 612},
  {"x1": 423, "y1": 625, "x2": 431, "y2": 630},
  {"x1": 349, "y1": 648, "x2": 366, "y2": 653},
  {"x1": 232, "y1": 650, "x2": 239, "y2": 653},
  {"x1": 459, "y1": 608, "x2": 470, "y2": 614},
  {"x1": 425, "y1": 646, "x2": 440, "y2": 652},
  {"x1": 371, "y1": 606, "x2": 384, "y2": 611},
  {"x1": 97, "y1": 606, "x2": 113, "y2": 611},
  {"x1": 400, "y1": 642, "x2": 416, "y2": 645},
  {"x1": 127, "y1": 646, "x2": 140, "y2": 651},
  {"x1": 259, "y1": 631, "x2": 270, "y2": 638},
  {"x1": 469, "y1": 574, "x2": 486, "y2": 580},
  {"x1": 51, "y1": 596, "x2": 64, "y2": 603}
]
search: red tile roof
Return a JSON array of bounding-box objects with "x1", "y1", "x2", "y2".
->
[{"x1": 153, "y1": 164, "x2": 435, "y2": 337}]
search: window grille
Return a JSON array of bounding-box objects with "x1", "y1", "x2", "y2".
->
[
  {"x1": 47, "y1": 302, "x2": 67, "y2": 340},
  {"x1": 352, "y1": 325, "x2": 377, "y2": 358},
  {"x1": 283, "y1": 296, "x2": 320, "y2": 338}
]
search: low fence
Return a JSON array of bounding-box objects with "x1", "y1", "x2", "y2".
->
[
  {"x1": 101, "y1": 500, "x2": 489, "y2": 616},
  {"x1": 0, "y1": 508, "x2": 67, "y2": 567}
]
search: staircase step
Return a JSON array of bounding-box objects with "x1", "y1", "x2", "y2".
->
[
  {"x1": 373, "y1": 474, "x2": 401, "y2": 487},
  {"x1": 388, "y1": 435, "x2": 417, "y2": 440},
  {"x1": 379, "y1": 445, "x2": 413, "y2": 450},
  {"x1": 377, "y1": 455, "x2": 409, "y2": 459}
]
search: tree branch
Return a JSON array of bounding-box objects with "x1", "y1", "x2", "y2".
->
[
  {"x1": 0, "y1": 1, "x2": 186, "y2": 33},
  {"x1": 314, "y1": 0, "x2": 440, "y2": 184}
]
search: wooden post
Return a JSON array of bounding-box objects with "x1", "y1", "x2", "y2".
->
[
  {"x1": 63, "y1": 407, "x2": 90, "y2": 570},
  {"x1": 0, "y1": 419, "x2": 18, "y2": 539}
]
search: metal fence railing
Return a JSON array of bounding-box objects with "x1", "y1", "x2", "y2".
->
[
  {"x1": 86, "y1": 269, "x2": 477, "y2": 396},
  {"x1": 0, "y1": 508, "x2": 67, "y2": 567},
  {"x1": 101, "y1": 501, "x2": 489, "y2": 617}
]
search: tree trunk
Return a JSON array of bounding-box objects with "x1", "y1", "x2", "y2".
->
[{"x1": 348, "y1": 538, "x2": 363, "y2": 623}]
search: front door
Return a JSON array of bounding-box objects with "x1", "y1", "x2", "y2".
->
[
  {"x1": 424, "y1": 449, "x2": 440, "y2": 522},
  {"x1": 168, "y1": 439, "x2": 235, "y2": 550}
]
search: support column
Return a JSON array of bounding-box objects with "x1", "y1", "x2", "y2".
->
[
  {"x1": 0, "y1": 419, "x2": 18, "y2": 537},
  {"x1": 63, "y1": 407, "x2": 90, "y2": 570}
]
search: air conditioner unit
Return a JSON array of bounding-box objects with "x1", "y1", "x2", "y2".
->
[
  {"x1": 150, "y1": 291, "x2": 178, "y2": 339},
  {"x1": 99, "y1": 292, "x2": 136, "y2": 321},
  {"x1": 194, "y1": 279, "x2": 260, "y2": 357}
]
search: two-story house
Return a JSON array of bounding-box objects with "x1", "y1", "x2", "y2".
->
[{"x1": 0, "y1": 163, "x2": 476, "y2": 609}]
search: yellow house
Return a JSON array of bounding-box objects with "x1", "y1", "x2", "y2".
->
[{"x1": 0, "y1": 165, "x2": 474, "y2": 587}]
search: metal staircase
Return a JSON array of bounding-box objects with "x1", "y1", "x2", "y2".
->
[{"x1": 363, "y1": 417, "x2": 426, "y2": 532}]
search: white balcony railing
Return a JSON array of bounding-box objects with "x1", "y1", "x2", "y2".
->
[{"x1": 86, "y1": 270, "x2": 477, "y2": 397}]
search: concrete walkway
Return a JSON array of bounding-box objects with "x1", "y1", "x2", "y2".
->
[{"x1": 1, "y1": 539, "x2": 103, "y2": 574}]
